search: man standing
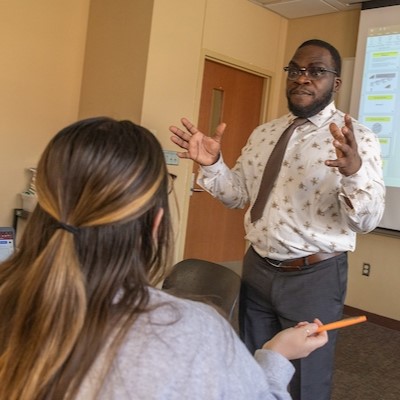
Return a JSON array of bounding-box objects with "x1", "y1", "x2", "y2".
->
[{"x1": 169, "y1": 39, "x2": 385, "y2": 399}]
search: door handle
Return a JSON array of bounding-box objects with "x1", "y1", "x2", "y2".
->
[{"x1": 190, "y1": 172, "x2": 205, "y2": 195}]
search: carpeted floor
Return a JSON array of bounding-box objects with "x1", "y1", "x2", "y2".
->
[{"x1": 332, "y1": 319, "x2": 400, "y2": 400}]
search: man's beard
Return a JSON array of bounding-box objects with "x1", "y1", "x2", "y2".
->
[{"x1": 287, "y1": 86, "x2": 334, "y2": 118}]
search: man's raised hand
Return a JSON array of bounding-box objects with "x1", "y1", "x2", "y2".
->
[
  {"x1": 169, "y1": 117, "x2": 226, "y2": 166},
  {"x1": 325, "y1": 114, "x2": 362, "y2": 176}
]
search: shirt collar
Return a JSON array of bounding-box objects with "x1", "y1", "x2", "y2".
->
[
  {"x1": 287, "y1": 101, "x2": 337, "y2": 128},
  {"x1": 307, "y1": 101, "x2": 337, "y2": 127}
]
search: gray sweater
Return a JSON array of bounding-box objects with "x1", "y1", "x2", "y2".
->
[{"x1": 77, "y1": 288, "x2": 294, "y2": 399}]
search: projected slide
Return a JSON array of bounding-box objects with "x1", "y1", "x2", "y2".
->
[{"x1": 358, "y1": 25, "x2": 400, "y2": 188}]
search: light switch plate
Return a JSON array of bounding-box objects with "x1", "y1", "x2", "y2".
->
[{"x1": 163, "y1": 150, "x2": 179, "y2": 165}]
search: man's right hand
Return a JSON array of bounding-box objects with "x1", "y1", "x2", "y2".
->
[{"x1": 169, "y1": 117, "x2": 226, "y2": 166}]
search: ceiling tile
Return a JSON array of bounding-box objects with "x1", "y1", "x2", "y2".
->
[{"x1": 249, "y1": 0, "x2": 370, "y2": 19}]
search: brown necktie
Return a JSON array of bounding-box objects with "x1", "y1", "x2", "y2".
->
[{"x1": 250, "y1": 117, "x2": 307, "y2": 223}]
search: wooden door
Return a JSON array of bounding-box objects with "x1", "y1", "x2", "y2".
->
[{"x1": 183, "y1": 60, "x2": 265, "y2": 262}]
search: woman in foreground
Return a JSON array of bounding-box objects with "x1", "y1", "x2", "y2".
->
[{"x1": 0, "y1": 117, "x2": 327, "y2": 399}]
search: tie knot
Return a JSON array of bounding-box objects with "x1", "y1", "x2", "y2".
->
[{"x1": 291, "y1": 117, "x2": 308, "y2": 128}]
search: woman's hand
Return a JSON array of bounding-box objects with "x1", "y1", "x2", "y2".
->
[{"x1": 262, "y1": 318, "x2": 328, "y2": 360}]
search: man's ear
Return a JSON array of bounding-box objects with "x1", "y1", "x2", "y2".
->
[
  {"x1": 333, "y1": 77, "x2": 342, "y2": 93},
  {"x1": 152, "y1": 208, "x2": 164, "y2": 240}
]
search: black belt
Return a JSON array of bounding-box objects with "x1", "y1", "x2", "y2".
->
[{"x1": 265, "y1": 251, "x2": 344, "y2": 271}]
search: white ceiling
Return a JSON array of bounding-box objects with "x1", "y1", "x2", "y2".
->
[{"x1": 249, "y1": 0, "x2": 373, "y2": 19}]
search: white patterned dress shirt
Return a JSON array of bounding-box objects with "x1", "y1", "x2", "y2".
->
[{"x1": 197, "y1": 102, "x2": 385, "y2": 260}]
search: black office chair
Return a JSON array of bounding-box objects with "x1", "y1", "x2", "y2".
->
[{"x1": 162, "y1": 258, "x2": 241, "y2": 328}]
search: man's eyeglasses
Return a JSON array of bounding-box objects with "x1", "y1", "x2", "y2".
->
[
  {"x1": 168, "y1": 173, "x2": 177, "y2": 194},
  {"x1": 283, "y1": 66, "x2": 337, "y2": 81}
]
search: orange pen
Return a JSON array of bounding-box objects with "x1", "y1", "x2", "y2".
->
[{"x1": 315, "y1": 315, "x2": 367, "y2": 333}]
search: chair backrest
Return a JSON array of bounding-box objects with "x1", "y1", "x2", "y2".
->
[{"x1": 162, "y1": 259, "x2": 241, "y2": 324}]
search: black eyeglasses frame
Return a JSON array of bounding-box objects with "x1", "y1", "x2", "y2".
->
[{"x1": 283, "y1": 66, "x2": 337, "y2": 81}]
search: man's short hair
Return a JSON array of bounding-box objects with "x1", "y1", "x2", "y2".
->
[{"x1": 298, "y1": 39, "x2": 342, "y2": 77}]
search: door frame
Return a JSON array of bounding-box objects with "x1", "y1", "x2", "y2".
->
[{"x1": 176, "y1": 49, "x2": 274, "y2": 261}]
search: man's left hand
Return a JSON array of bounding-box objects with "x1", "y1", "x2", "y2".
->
[{"x1": 325, "y1": 114, "x2": 362, "y2": 176}]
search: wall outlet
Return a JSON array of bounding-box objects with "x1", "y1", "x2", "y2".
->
[
  {"x1": 362, "y1": 263, "x2": 371, "y2": 277},
  {"x1": 163, "y1": 150, "x2": 179, "y2": 166}
]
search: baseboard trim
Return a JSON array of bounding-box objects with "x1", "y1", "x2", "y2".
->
[{"x1": 344, "y1": 305, "x2": 400, "y2": 331}]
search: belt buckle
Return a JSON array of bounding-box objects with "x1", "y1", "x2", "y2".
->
[
  {"x1": 265, "y1": 257, "x2": 283, "y2": 268},
  {"x1": 265, "y1": 256, "x2": 304, "y2": 271}
]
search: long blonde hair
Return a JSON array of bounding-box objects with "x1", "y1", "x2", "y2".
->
[{"x1": 0, "y1": 117, "x2": 172, "y2": 399}]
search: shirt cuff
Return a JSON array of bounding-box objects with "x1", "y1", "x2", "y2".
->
[
  {"x1": 199, "y1": 154, "x2": 225, "y2": 177},
  {"x1": 341, "y1": 162, "x2": 371, "y2": 191},
  {"x1": 339, "y1": 162, "x2": 373, "y2": 209}
]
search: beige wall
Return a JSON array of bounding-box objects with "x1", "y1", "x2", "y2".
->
[
  {"x1": 348, "y1": 233, "x2": 400, "y2": 320},
  {"x1": 0, "y1": 0, "x2": 90, "y2": 227},
  {"x1": 79, "y1": 0, "x2": 154, "y2": 122},
  {"x1": 139, "y1": 0, "x2": 208, "y2": 259}
]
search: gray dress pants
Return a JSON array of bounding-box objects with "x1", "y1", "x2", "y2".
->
[{"x1": 239, "y1": 246, "x2": 348, "y2": 400}]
